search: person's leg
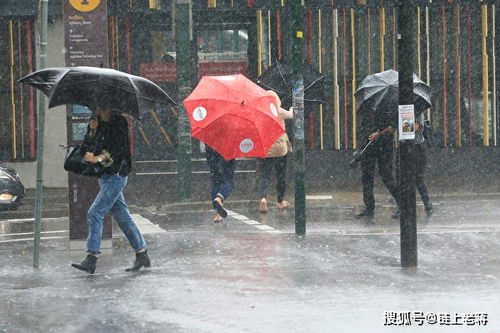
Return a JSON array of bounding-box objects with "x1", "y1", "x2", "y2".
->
[
  {"x1": 274, "y1": 155, "x2": 288, "y2": 206},
  {"x1": 73, "y1": 174, "x2": 124, "y2": 274},
  {"x1": 360, "y1": 150, "x2": 377, "y2": 213},
  {"x1": 111, "y1": 189, "x2": 147, "y2": 252},
  {"x1": 212, "y1": 159, "x2": 235, "y2": 219},
  {"x1": 378, "y1": 144, "x2": 400, "y2": 207},
  {"x1": 415, "y1": 144, "x2": 432, "y2": 214},
  {"x1": 109, "y1": 179, "x2": 151, "y2": 271},
  {"x1": 258, "y1": 158, "x2": 272, "y2": 212},
  {"x1": 210, "y1": 176, "x2": 221, "y2": 209},
  {"x1": 218, "y1": 159, "x2": 235, "y2": 200},
  {"x1": 208, "y1": 156, "x2": 222, "y2": 209},
  {"x1": 86, "y1": 174, "x2": 126, "y2": 254},
  {"x1": 258, "y1": 158, "x2": 272, "y2": 200}
]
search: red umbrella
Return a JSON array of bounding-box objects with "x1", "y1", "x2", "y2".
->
[{"x1": 183, "y1": 74, "x2": 285, "y2": 160}]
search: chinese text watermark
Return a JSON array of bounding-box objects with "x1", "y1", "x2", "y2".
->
[{"x1": 383, "y1": 312, "x2": 488, "y2": 326}]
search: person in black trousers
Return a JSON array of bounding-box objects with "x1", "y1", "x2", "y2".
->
[
  {"x1": 258, "y1": 91, "x2": 293, "y2": 213},
  {"x1": 393, "y1": 112, "x2": 433, "y2": 217},
  {"x1": 356, "y1": 106, "x2": 400, "y2": 218}
]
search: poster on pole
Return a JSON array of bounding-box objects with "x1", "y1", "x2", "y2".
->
[{"x1": 398, "y1": 104, "x2": 415, "y2": 141}]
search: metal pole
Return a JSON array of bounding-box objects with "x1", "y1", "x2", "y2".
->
[
  {"x1": 398, "y1": 0, "x2": 417, "y2": 268},
  {"x1": 290, "y1": 0, "x2": 306, "y2": 236},
  {"x1": 33, "y1": 0, "x2": 49, "y2": 269},
  {"x1": 175, "y1": 0, "x2": 192, "y2": 200}
]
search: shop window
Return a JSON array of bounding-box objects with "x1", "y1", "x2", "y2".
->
[{"x1": 0, "y1": 19, "x2": 37, "y2": 162}]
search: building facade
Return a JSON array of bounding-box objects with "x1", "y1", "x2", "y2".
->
[{"x1": 0, "y1": 0, "x2": 498, "y2": 188}]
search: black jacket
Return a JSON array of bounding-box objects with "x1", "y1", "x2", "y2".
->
[
  {"x1": 83, "y1": 114, "x2": 132, "y2": 176},
  {"x1": 358, "y1": 103, "x2": 394, "y2": 148}
]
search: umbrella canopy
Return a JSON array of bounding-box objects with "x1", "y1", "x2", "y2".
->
[
  {"x1": 19, "y1": 66, "x2": 175, "y2": 118},
  {"x1": 184, "y1": 74, "x2": 285, "y2": 160},
  {"x1": 355, "y1": 69, "x2": 431, "y2": 119},
  {"x1": 257, "y1": 60, "x2": 324, "y2": 112}
]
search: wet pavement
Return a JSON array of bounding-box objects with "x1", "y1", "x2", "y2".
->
[{"x1": 1, "y1": 194, "x2": 500, "y2": 332}]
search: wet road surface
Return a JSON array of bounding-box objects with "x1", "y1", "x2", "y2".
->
[{"x1": 1, "y1": 196, "x2": 500, "y2": 332}]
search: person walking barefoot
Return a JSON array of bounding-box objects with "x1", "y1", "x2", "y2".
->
[{"x1": 258, "y1": 91, "x2": 293, "y2": 213}]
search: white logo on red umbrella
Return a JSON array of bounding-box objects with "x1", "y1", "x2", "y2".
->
[
  {"x1": 270, "y1": 103, "x2": 278, "y2": 117},
  {"x1": 239, "y1": 139, "x2": 254, "y2": 153},
  {"x1": 193, "y1": 106, "x2": 207, "y2": 121}
]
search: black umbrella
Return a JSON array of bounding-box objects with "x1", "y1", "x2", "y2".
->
[
  {"x1": 257, "y1": 60, "x2": 325, "y2": 111},
  {"x1": 19, "y1": 66, "x2": 176, "y2": 119},
  {"x1": 355, "y1": 69, "x2": 431, "y2": 119}
]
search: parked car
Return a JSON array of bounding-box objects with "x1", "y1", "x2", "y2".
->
[{"x1": 0, "y1": 165, "x2": 25, "y2": 210}]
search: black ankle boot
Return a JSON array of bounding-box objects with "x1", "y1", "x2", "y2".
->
[
  {"x1": 425, "y1": 202, "x2": 433, "y2": 216},
  {"x1": 355, "y1": 209, "x2": 374, "y2": 219},
  {"x1": 125, "y1": 250, "x2": 151, "y2": 272},
  {"x1": 71, "y1": 254, "x2": 97, "y2": 274}
]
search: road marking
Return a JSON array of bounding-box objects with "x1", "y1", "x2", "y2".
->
[
  {"x1": 0, "y1": 236, "x2": 66, "y2": 244},
  {"x1": 241, "y1": 219, "x2": 260, "y2": 225},
  {"x1": 0, "y1": 230, "x2": 67, "y2": 237},
  {"x1": 254, "y1": 225, "x2": 275, "y2": 230},
  {"x1": 232, "y1": 215, "x2": 249, "y2": 221},
  {"x1": 226, "y1": 210, "x2": 281, "y2": 234},
  {"x1": 131, "y1": 214, "x2": 167, "y2": 235},
  {"x1": 0, "y1": 217, "x2": 66, "y2": 223},
  {"x1": 306, "y1": 195, "x2": 333, "y2": 200}
]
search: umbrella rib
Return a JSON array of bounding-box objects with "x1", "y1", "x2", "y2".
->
[
  {"x1": 257, "y1": 80, "x2": 290, "y2": 97},
  {"x1": 303, "y1": 75, "x2": 325, "y2": 93},
  {"x1": 277, "y1": 61, "x2": 291, "y2": 91}
]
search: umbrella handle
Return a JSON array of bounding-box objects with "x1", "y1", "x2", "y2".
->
[{"x1": 359, "y1": 140, "x2": 372, "y2": 155}]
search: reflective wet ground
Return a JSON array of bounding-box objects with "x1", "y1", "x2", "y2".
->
[{"x1": 1, "y1": 194, "x2": 500, "y2": 332}]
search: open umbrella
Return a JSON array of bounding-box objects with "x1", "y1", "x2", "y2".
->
[
  {"x1": 355, "y1": 69, "x2": 431, "y2": 120},
  {"x1": 19, "y1": 66, "x2": 175, "y2": 118},
  {"x1": 183, "y1": 74, "x2": 285, "y2": 160},
  {"x1": 257, "y1": 60, "x2": 324, "y2": 112}
]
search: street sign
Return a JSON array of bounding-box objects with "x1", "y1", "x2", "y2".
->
[{"x1": 63, "y1": 0, "x2": 111, "y2": 243}]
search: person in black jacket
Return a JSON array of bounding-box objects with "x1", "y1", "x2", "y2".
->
[
  {"x1": 356, "y1": 105, "x2": 400, "y2": 219},
  {"x1": 71, "y1": 109, "x2": 150, "y2": 274},
  {"x1": 393, "y1": 112, "x2": 433, "y2": 218}
]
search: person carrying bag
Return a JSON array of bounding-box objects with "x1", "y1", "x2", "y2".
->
[
  {"x1": 63, "y1": 116, "x2": 112, "y2": 177},
  {"x1": 71, "y1": 109, "x2": 150, "y2": 274}
]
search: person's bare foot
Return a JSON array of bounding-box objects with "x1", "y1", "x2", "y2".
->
[
  {"x1": 276, "y1": 201, "x2": 290, "y2": 210},
  {"x1": 259, "y1": 198, "x2": 268, "y2": 213},
  {"x1": 213, "y1": 213, "x2": 223, "y2": 222}
]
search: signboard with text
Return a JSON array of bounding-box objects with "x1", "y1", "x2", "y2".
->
[
  {"x1": 64, "y1": 0, "x2": 111, "y2": 242},
  {"x1": 139, "y1": 62, "x2": 248, "y2": 82}
]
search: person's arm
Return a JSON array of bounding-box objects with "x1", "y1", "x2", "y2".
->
[
  {"x1": 368, "y1": 125, "x2": 395, "y2": 141},
  {"x1": 106, "y1": 116, "x2": 129, "y2": 164},
  {"x1": 415, "y1": 113, "x2": 424, "y2": 130},
  {"x1": 280, "y1": 107, "x2": 294, "y2": 120}
]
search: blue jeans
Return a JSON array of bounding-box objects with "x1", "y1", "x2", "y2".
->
[
  {"x1": 206, "y1": 153, "x2": 235, "y2": 208},
  {"x1": 86, "y1": 174, "x2": 147, "y2": 254}
]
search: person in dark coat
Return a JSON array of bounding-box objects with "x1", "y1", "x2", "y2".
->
[
  {"x1": 71, "y1": 109, "x2": 150, "y2": 274},
  {"x1": 393, "y1": 112, "x2": 433, "y2": 217},
  {"x1": 356, "y1": 106, "x2": 400, "y2": 218},
  {"x1": 206, "y1": 144, "x2": 236, "y2": 222}
]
